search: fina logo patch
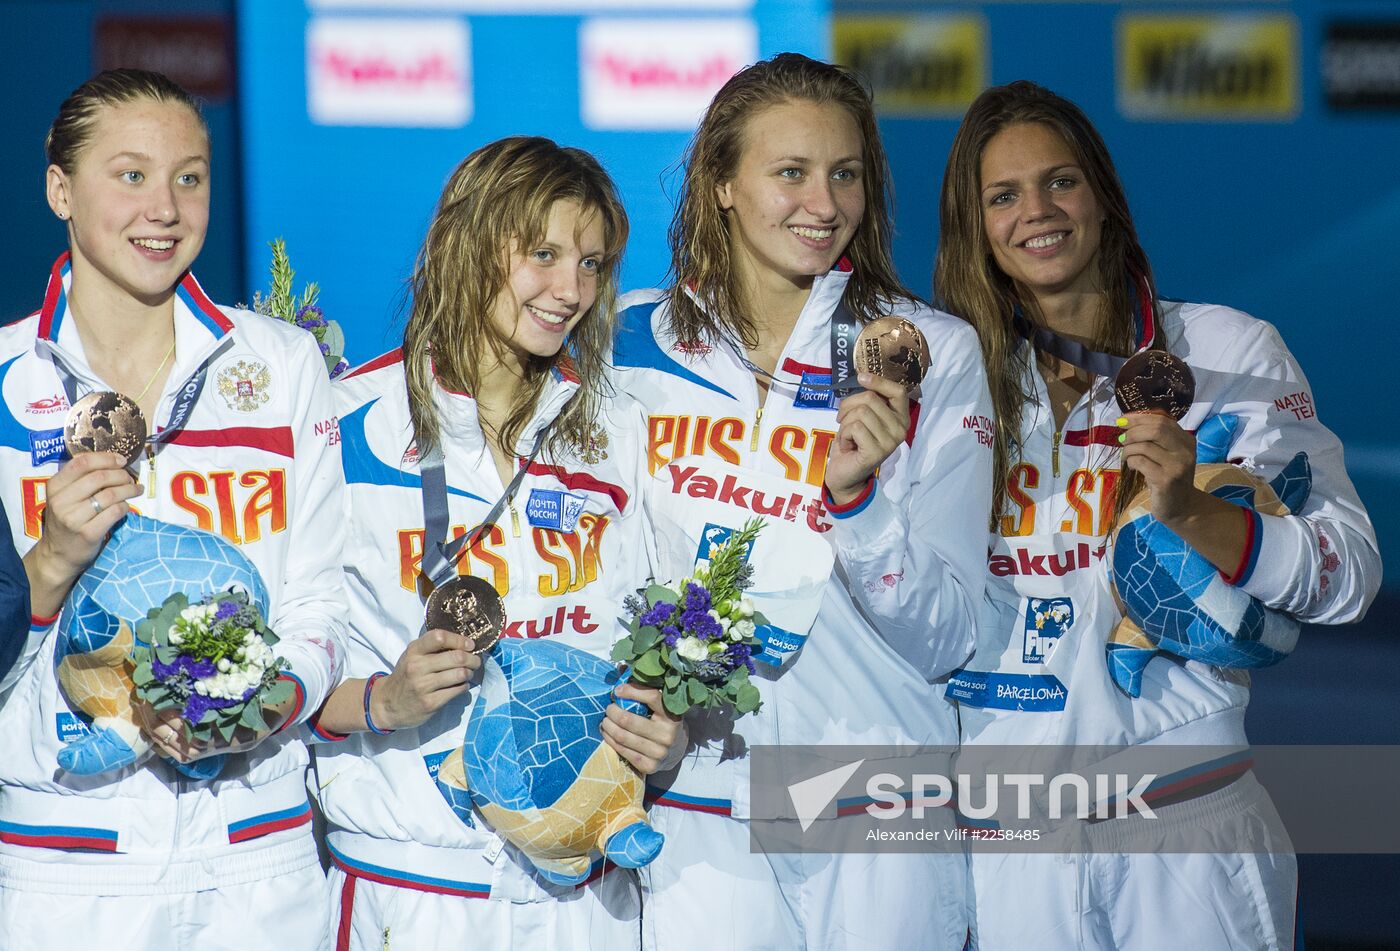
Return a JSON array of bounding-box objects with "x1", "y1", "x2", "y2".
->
[
  {"x1": 1023, "y1": 597, "x2": 1074, "y2": 664},
  {"x1": 694, "y1": 522, "x2": 755, "y2": 568},
  {"x1": 29, "y1": 427, "x2": 66, "y2": 466},
  {"x1": 525, "y1": 488, "x2": 587, "y2": 533}
]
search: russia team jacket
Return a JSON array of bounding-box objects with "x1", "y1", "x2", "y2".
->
[
  {"x1": 0, "y1": 255, "x2": 346, "y2": 891},
  {"x1": 313, "y1": 350, "x2": 657, "y2": 902},
  {"x1": 952, "y1": 298, "x2": 1382, "y2": 754},
  {"x1": 611, "y1": 263, "x2": 995, "y2": 818}
]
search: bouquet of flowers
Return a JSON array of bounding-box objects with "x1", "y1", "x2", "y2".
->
[
  {"x1": 250, "y1": 238, "x2": 348, "y2": 379},
  {"x1": 614, "y1": 518, "x2": 767, "y2": 718},
  {"x1": 132, "y1": 589, "x2": 292, "y2": 744}
]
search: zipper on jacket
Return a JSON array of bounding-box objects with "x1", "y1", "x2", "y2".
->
[
  {"x1": 1051, "y1": 430, "x2": 1062, "y2": 478},
  {"x1": 145, "y1": 445, "x2": 157, "y2": 498},
  {"x1": 749, "y1": 406, "x2": 763, "y2": 452},
  {"x1": 509, "y1": 500, "x2": 521, "y2": 538}
]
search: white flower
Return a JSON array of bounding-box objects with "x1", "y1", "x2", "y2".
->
[
  {"x1": 739, "y1": 597, "x2": 755, "y2": 618},
  {"x1": 733, "y1": 619, "x2": 756, "y2": 639},
  {"x1": 180, "y1": 603, "x2": 214, "y2": 625},
  {"x1": 217, "y1": 658, "x2": 231, "y2": 673},
  {"x1": 719, "y1": 617, "x2": 732, "y2": 634},
  {"x1": 676, "y1": 637, "x2": 708, "y2": 663},
  {"x1": 169, "y1": 631, "x2": 183, "y2": 645}
]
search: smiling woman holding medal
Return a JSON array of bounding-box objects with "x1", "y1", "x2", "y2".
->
[
  {"x1": 310, "y1": 135, "x2": 684, "y2": 951},
  {"x1": 935, "y1": 80, "x2": 1382, "y2": 950},
  {"x1": 611, "y1": 53, "x2": 994, "y2": 950},
  {"x1": 0, "y1": 69, "x2": 347, "y2": 949}
]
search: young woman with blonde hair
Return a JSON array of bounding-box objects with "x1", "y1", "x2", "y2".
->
[
  {"x1": 613, "y1": 53, "x2": 994, "y2": 950},
  {"x1": 313, "y1": 135, "x2": 683, "y2": 950}
]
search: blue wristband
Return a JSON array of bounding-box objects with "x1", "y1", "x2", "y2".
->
[{"x1": 364, "y1": 672, "x2": 394, "y2": 735}]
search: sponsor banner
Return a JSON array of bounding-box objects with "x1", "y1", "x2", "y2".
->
[
  {"x1": 306, "y1": 17, "x2": 471, "y2": 127},
  {"x1": 95, "y1": 16, "x2": 233, "y2": 100},
  {"x1": 750, "y1": 744, "x2": 1400, "y2": 855},
  {"x1": 1325, "y1": 21, "x2": 1400, "y2": 110},
  {"x1": 310, "y1": 0, "x2": 750, "y2": 9},
  {"x1": 579, "y1": 17, "x2": 757, "y2": 130},
  {"x1": 1117, "y1": 14, "x2": 1298, "y2": 120},
  {"x1": 833, "y1": 15, "x2": 985, "y2": 116}
]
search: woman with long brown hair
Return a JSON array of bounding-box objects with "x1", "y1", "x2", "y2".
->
[
  {"x1": 312, "y1": 135, "x2": 683, "y2": 950},
  {"x1": 936, "y1": 80, "x2": 1380, "y2": 949},
  {"x1": 613, "y1": 53, "x2": 993, "y2": 949}
]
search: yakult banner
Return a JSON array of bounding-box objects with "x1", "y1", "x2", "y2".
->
[
  {"x1": 832, "y1": 14, "x2": 985, "y2": 117},
  {"x1": 580, "y1": 18, "x2": 758, "y2": 130},
  {"x1": 306, "y1": 16, "x2": 471, "y2": 127},
  {"x1": 1116, "y1": 14, "x2": 1299, "y2": 120}
]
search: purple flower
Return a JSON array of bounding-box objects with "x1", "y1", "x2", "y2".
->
[
  {"x1": 640, "y1": 601, "x2": 676, "y2": 628},
  {"x1": 330, "y1": 359, "x2": 349, "y2": 380},
  {"x1": 214, "y1": 600, "x2": 239, "y2": 621},
  {"x1": 318, "y1": 341, "x2": 330, "y2": 356},
  {"x1": 294, "y1": 304, "x2": 326, "y2": 329},
  {"x1": 725, "y1": 641, "x2": 756, "y2": 675},
  {"x1": 181, "y1": 690, "x2": 240, "y2": 724},
  {"x1": 153, "y1": 654, "x2": 217, "y2": 682}
]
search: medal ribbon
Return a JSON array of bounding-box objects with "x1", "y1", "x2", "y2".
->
[
  {"x1": 721, "y1": 299, "x2": 864, "y2": 399},
  {"x1": 1012, "y1": 272, "x2": 1157, "y2": 376},
  {"x1": 418, "y1": 425, "x2": 551, "y2": 589},
  {"x1": 40, "y1": 336, "x2": 232, "y2": 454}
]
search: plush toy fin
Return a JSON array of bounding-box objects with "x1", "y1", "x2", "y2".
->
[
  {"x1": 57, "y1": 717, "x2": 146, "y2": 775},
  {"x1": 604, "y1": 821, "x2": 666, "y2": 869},
  {"x1": 1194, "y1": 414, "x2": 1240, "y2": 465}
]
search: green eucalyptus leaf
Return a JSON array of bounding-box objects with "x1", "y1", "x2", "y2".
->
[
  {"x1": 644, "y1": 585, "x2": 679, "y2": 607},
  {"x1": 687, "y1": 679, "x2": 708, "y2": 705},
  {"x1": 634, "y1": 649, "x2": 665, "y2": 679},
  {"x1": 611, "y1": 637, "x2": 635, "y2": 663},
  {"x1": 662, "y1": 685, "x2": 691, "y2": 717},
  {"x1": 735, "y1": 684, "x2": 761, "y2": 714}
]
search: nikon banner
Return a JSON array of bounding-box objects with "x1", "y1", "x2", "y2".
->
[
  {"x1": 833, "y1": 15, "x2": 985, "y2": 116},
  {"x1": 1117, "y1": 14, "x2": 1298, "y2": 120}
]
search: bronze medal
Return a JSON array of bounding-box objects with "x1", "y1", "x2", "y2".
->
[
  {"x1": 425, "y1": 575, "x2": 506, "y2": 655},
  {"x1": 1113, "y1": 350, "x2": 1195, "y2": 421},
  {"x1": 64, "y1": 391, "x2": 148, "y2": 466},
  {"x1": 853, "y1": 317, "x2": 930, "y2": 393}
]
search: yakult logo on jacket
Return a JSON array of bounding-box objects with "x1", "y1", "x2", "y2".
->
[
  {"x1": 664, "y1": 463, "x2": 832, "y2": 533},
  {"x1": 1023, "y1": 597, "x2": 1073, "y2": 663},
  {"x1": 579, "y1": 17, "x2": 756, "y2": 130},
  {"x1": 307, "y1": 16, "x2": 471, "y2": 127},
  {"x1": 988, "y1": 541, "x2": 1105, "y2": 578}
]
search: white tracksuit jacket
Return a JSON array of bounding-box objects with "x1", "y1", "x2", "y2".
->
[
  {"x1": 611, "y1": 263, "x2": 995, "y2": 815},
  {"x1": 313, "y1": 350, "x2": 656, "y2": 909},
  {"x1": 0, "y1": 254, "x2": 347, "y2": 895},
  {"x1": 951, "y1": 298, "x2": 1381, "y2": 754}
]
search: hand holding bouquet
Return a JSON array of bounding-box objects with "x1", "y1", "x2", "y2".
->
[
  {"x1": 614, "y1": 518, "x2": 767, "y2": 718},
  {"x1": 133, "y1": 589, "x2": 294, "y2": 756}
]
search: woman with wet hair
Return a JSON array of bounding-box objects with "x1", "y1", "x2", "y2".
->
[
  {"x1": 613, "y1": 52, "x2": 993, "y2": 949},
  {"x1": 0, "y1": 68, "x2": 346, "y2": 949},
  {"x1": 936, "y1": 80, "x2": 1379, "y2": 949},
  {"x1": 314, "y1": 135, "x2": 683, "y2": 950}
]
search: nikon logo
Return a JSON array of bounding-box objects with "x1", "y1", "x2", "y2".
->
[
  {"x1": 1118, "y1": 15, "x2": 1298, "y2": 119},
  {"x1": 834, "y1": 15, "x2": 985, "y2": 115}
]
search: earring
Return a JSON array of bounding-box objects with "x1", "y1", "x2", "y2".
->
[{"x1": 57, "y1": 212, "x2": 67, "y2": 221}]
